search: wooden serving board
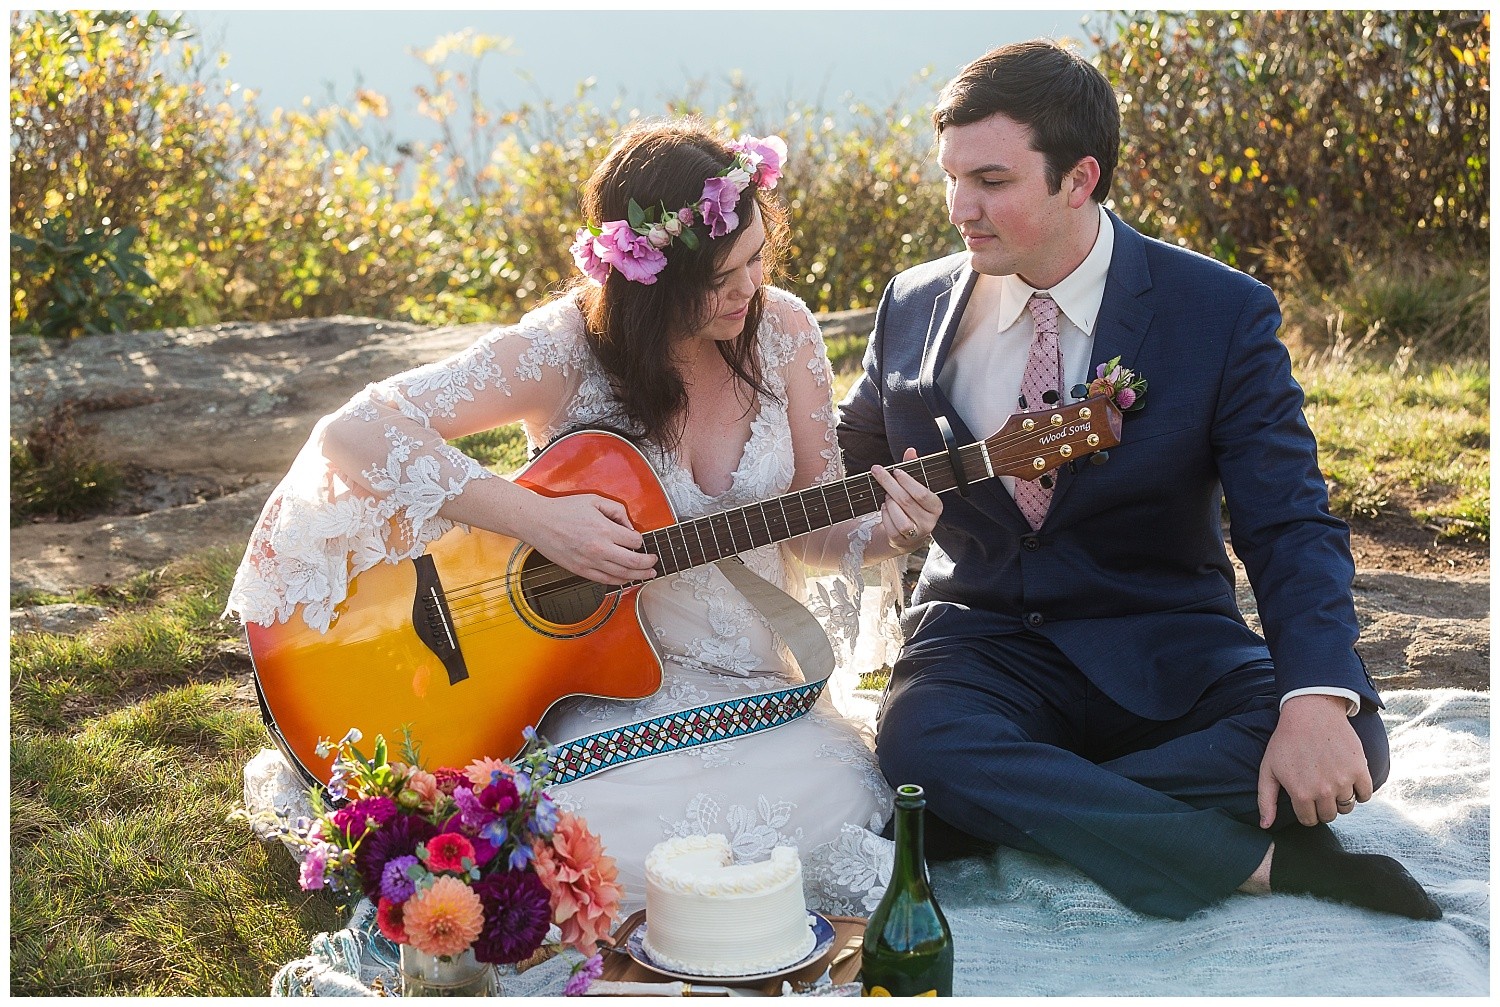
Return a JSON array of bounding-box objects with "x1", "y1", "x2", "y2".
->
[{"x1": 597, "y1": 910, "x2": 866, "y2": 996}]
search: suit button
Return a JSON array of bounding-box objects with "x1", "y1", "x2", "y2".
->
[
  {"x1": 1025, "y1": 612, "x2": 1044, "y2": 628},
  {"x1": 1021, "y1": 535, "x2": 1040, "y2": 552}
]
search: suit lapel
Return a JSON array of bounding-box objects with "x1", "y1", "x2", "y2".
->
[
  {"x1": 918, "y1": 263, "x2": 1032, "y2": 530},
  {"x1": 1048, "y1": 212, "x2": 1155, "y2": 515}
]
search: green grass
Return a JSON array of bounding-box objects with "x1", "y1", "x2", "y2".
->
[
  {"x1": 9, "y1": 546, "x2": 343, "y2": 995},
  {"x1": 1300, "y1": 356, "x2": 1489, "y2": 540},
  {"x1": 452, "y1": 424, "x2": 531, "y2": 474}
]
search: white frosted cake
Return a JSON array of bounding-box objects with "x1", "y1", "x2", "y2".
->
[{"x1": 641, "y1": 834, "x2": 816, "y2": 976}]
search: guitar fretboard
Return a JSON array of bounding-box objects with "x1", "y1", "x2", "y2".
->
[{"x1": 642, "y1": 443, "x2": 990, "y2": 577}]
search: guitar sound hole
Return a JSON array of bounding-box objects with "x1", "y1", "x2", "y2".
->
[{"x1": 519, "y1": 552, "x2": 609, "y2": 626}]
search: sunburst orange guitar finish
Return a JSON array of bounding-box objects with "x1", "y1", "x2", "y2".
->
[
  {"x1": 248, "y1": 399, "x2": 1122, "y2": 791},
  {"x1": 247, "y1": 430, "x2": 673, "y2": 788}
]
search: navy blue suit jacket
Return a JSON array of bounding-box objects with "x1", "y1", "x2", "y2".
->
[{"x1": 837, "y1": 211, "x2": 1379, "y2": 720}]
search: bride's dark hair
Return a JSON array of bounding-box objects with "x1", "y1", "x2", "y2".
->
[{"x1": 570, "y1": 119, "x2": 790, "y2": 451}]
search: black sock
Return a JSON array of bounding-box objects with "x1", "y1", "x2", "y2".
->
[{"x1": 1270, "y1": 824, "x2": 1443, "y2": 920}]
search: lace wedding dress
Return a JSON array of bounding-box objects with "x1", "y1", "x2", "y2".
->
[{"x1": 231, "y1": 287, "x2": 898, "y2": 915}]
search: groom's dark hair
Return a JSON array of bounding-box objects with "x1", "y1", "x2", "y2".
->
[{"x1": 934, "y1": 40, "x2": 1119, "y2": 203}]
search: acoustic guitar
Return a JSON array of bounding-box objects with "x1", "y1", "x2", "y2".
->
[{"x1": 247, "y1": 396, "x2": 1122, "y2": 789}]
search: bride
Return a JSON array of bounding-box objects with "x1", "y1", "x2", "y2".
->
[{"x1": 228, "y1": 120, "x2": 941, "y2": 915}]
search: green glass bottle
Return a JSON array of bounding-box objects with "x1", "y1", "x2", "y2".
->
[{"x1": 861, "y1": 784, "x2": 954, "y2": 997}]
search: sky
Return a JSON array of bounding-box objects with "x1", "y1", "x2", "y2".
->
[{"x1": 180, "y1": 8, "x2": 1100, "y2": 146}]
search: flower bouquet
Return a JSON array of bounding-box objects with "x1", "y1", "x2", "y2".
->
[{"x1": 238, "y1": 727, "x2": 619, "y2": 995}]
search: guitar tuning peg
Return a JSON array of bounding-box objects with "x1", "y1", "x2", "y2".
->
[
  {"x1": 1071, "y1": 383, "x2": 1089, "y2": 400},
  {"x1": 1017, "y1": 395, "x2": 1028, "y2": 409},
  {"x1": 1039, "y1": 473, "x2": 1055, "y2": 489},
  {"x1": 1068, "y1": 460, "x2": 1078, "y2": 474},
  {"x1": 1042, "y1": 389, "x2": 1060, "y2": 405},
  {"x1": 1090, "y1": 450, "x2": 1110, "y2": 466}
]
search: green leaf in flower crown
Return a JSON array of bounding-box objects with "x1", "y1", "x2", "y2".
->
[
  {"x1": 627, "y1": 199, "x2": 646, "y2": 228},
  {"x1": 679, "y1": 228, "x2": 700, "y2": 250}
]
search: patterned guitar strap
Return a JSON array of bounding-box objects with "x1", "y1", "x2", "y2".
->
[{"x1": 548, "y1": 557, "x2": 836, "y2": 786}]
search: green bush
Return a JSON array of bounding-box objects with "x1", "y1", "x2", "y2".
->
[
  {"x1": 8, "y1": 10, "x2": 1490, "y2": 335},
  {"x1": 1094, "y1": 10, "x2": 1489, "y2": 283}
]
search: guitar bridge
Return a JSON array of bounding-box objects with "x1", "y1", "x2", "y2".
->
[{"x1": 412, "y1": 554, "x2": 469, "y2": 686}]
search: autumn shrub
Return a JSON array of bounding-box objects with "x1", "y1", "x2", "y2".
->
[
  {"x1": 1094, "y1": 10, "x2": 1489, "y2": 284},
  {"x1": 9, "y1": 10, "x2": 1489, "y2": 341}
]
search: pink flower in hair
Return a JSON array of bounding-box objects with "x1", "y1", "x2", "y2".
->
[
  {"x1": 570, "y1": 227, "x2": 610, "y2": 285},
  {"x1": 729, "y1": 135, "x2": 787, "y2": 189},
  {"x1": 595, "y1": 220, "x2": 667, "y2": 284},
  {"x1": 698, "y1": 176, "x2": 742, "y2": 238}
]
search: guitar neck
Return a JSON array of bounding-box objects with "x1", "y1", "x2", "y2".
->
[{"x1": 643, "y1": 443, "x2": 990, "y2": 578}]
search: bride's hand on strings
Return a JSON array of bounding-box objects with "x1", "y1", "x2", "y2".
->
[
  {"x1": 526, "y1": 494, "x2": 659, "y2": 586},
  {"x1": 874, "y1": 447, "x2": 942, "y2": 551}
]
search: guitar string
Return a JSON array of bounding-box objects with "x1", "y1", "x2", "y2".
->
[
  {"x1": 435, "y1": 416, "x2": 1110, "y2": 636},
  {"x1": 439, "y1": 414, "x2": 1107, "y2": 619}
]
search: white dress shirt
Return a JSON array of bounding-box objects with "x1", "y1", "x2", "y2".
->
[{"x1": 936, "y1": 204, "x2": 1358, "y2": 716}]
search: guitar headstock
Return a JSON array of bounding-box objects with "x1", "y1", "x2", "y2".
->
[{"x1": 984, "y1": 394, "x2": 1123, "y2": 481}]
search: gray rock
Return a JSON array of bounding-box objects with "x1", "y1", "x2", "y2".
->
[
  {"x1": 8, "y1": 313, "x2": 1488, "y2": 696},
  {"x1": 10, "y1": 603, "x2": 112, "y2": 636}
]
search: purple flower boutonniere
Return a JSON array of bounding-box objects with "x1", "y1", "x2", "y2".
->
[{"x1": 1087, "y1": 356, "x2": 1147, "y2": 412}]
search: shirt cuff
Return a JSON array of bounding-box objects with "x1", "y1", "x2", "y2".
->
[{"x1": 1280, "y1": 687, "x2": 1361, "y2": 717}]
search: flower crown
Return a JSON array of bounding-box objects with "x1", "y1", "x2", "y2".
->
[{"x1": 570, "y1": 134, "x2": 788, "y2": 286}]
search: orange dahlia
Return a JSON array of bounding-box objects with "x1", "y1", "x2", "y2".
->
[
  {"x1": 464, "y1": 757, "x2": 515, "y2": 790},
  {"x1": 532, "y1": 811, "x2": 622, "y2": 956},
  {"x1": 401, "y1": 875, "x2": 485, "y2": 958}
]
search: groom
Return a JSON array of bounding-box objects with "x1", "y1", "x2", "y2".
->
[{"x1": 836, "y1": 40, "x2": 1441, "y2": 921}]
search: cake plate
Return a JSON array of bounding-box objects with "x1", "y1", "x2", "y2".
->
[{"x1": 625, "y1": 911, "x2": 836, "y2": 984}]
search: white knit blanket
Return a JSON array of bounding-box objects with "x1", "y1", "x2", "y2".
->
[{"x1": 272, "y1": 689, "x2": 1488, "y2": 996}]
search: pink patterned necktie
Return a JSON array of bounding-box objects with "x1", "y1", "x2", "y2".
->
[{"x1": 1015, "y1": 293, "x2": 1061, "y2": 530}]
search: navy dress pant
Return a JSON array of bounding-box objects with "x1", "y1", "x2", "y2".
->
[{"x1": 876, "y1": 630, "x2": 1391, "y2": 920}]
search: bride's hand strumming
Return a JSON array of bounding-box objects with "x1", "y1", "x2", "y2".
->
[{"x1": 525, "y1": 493, "x2": 659, "y2": 586}]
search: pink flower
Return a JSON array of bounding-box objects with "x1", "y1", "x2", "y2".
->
[
  {"x1": 532, "y1": 811, "x2": 622, "y2": 956},
  {"x1": 425, "y1": 832, "x2": 477, "y2": 873},
  {"x1": 299, "y1": 841, "x2": 331, "y2": 891},
  {"x1": 463, "y1": 758, "x2": 514, "y2": 790},
  {"x1": 570, "y1": 227, "x2": 610, "y2": 285},
  {"x1": 697, "y1": 176, "x2": 742, "y2": 238},
  {"x1": 377, "y1": 896, "x2": 408, "y2": 944},
  {"x1": 645, "y1": 223, "x2": 672, "y2": 248},
  {"x1": 676, "y1": 207, "x2": 695, "y2": 226},
  {"x1": 1116, "y1": 387, "x2": 1137, "y2": 409},
  {"x1": 402, "y1": 875, "x2": 485, "y2": 958},
  {"x1": 595, "y1": 220, "x2": 667, "y2": 283},
  {"x1": 730, "y1": 135, "x2": 787, "y2": 189},
  {"x1": 404, "y1": 769, "x2": 440, "y2": 811}
]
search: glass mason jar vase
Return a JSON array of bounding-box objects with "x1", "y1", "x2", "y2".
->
[{"x1": 398, "y1": 945, "x2": 501, "y2": 996}]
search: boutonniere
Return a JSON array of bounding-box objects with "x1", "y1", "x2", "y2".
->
[{"x1": 1085, "y1": 356, "x2": 1147, "y2": 412}]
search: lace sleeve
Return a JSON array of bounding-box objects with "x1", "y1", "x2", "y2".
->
[
  {"x1": 226, "y1": 299, "x2": 588, "y2": 632},
  {"x1": 763, "y1": 289, "x2": 906, "y2": 707}
]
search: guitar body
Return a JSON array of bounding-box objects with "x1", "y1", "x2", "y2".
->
[{"x1": 247, "y1": 430, "x2": 675, "y2": 789}]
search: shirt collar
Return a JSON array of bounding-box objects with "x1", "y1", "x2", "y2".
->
[{"x1": 993, "y1": 204, "x2": 1115, "y2": 335}]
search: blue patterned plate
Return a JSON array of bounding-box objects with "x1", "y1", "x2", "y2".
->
[{"x1": 627, "y1": 911, "x2": 835, "y2": 983}]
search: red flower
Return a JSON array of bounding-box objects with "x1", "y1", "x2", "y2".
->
[
  {"x1": 425, "y1": 832, "x2": 476, "y2": 873},
  {"x1": 432, "y1": 767, "x2": 467, "y2": 795},
  {"x1": 376, "y1": 896, "x2": 408, "y2": 944}
]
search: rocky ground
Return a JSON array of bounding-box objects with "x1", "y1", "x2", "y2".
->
[{"x1": 10, "y1": 314, "x2": 1489, "y2": 693}]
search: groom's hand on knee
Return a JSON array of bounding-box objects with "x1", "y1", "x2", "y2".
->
[{"x1": 1257, "y1": 695, "x2": 1374, "y2": 828}]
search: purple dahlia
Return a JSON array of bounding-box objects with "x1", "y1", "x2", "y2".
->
[
  {"x1": 354, "y1": 813, "x2": 439, "y2": 897},
  {"x1": 471, "y1": 870, "x2": 552, "y2": 965}
]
